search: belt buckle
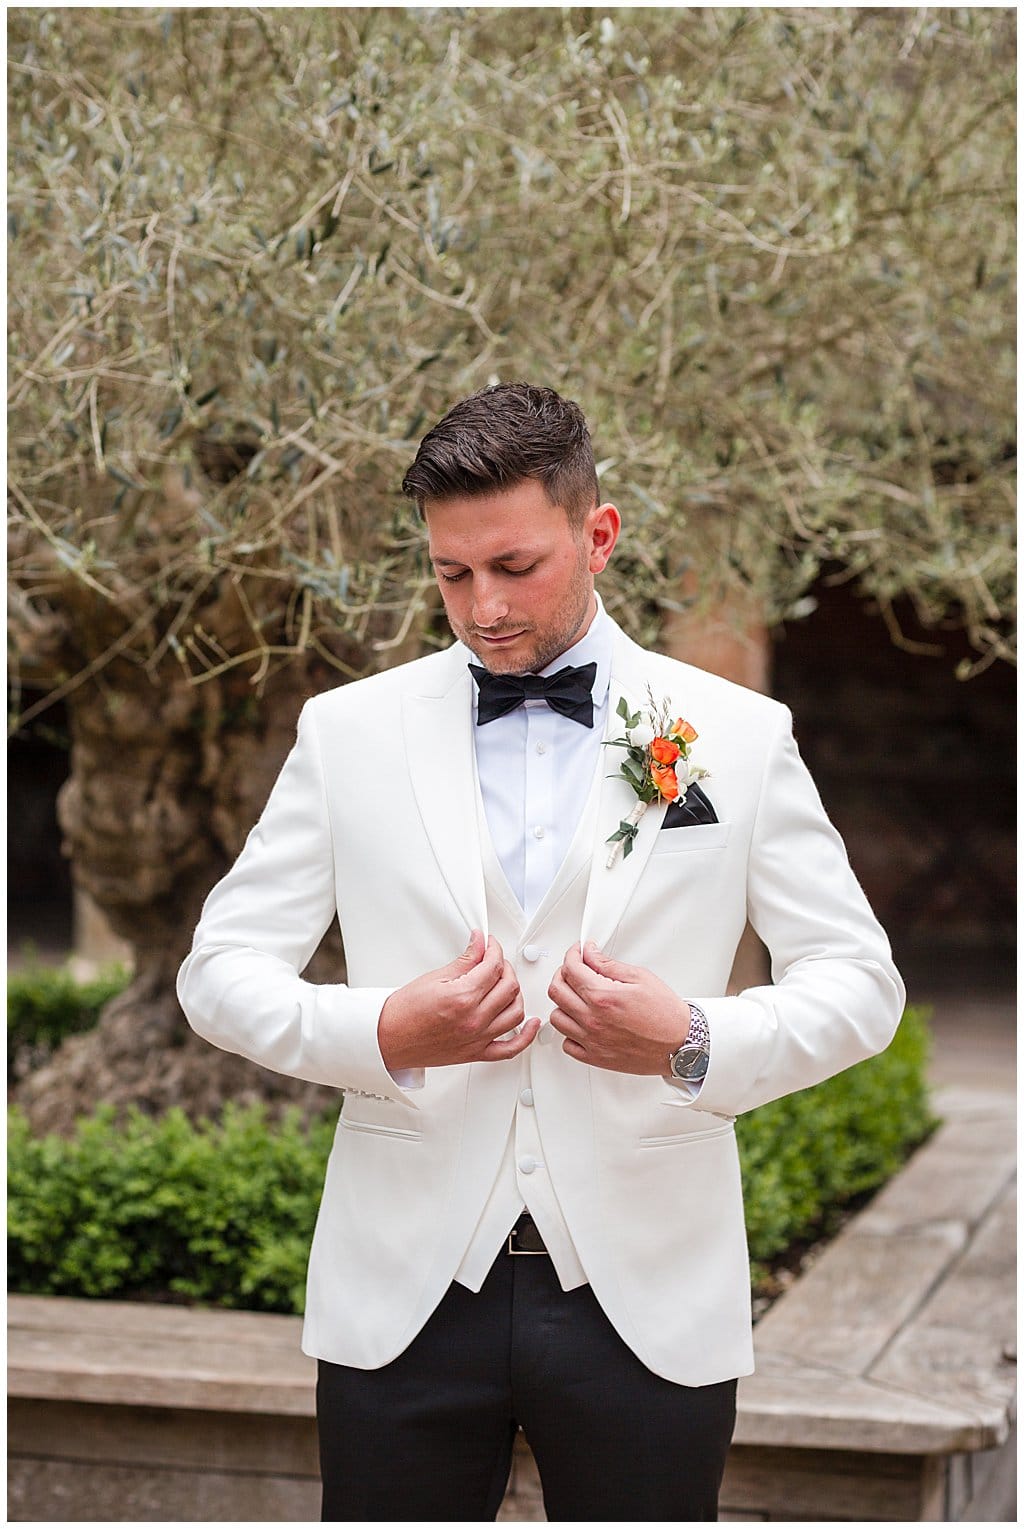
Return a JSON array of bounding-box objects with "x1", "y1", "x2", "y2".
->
[{"x1": 507, "y1": 1219, "x2": 548, "y2": 1256}]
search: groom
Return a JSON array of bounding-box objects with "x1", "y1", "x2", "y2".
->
[{"x1": 178, "y1": 383, "x2": 904, "y2": 1521}]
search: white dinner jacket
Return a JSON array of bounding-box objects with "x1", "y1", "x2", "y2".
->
[{"x1": 177, "y1": 619, "x2": 904, "y2": 1385}]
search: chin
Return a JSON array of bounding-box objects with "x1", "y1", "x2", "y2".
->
[{"x1": 463, "y1": 633, "x2": 539, "y2": 673}]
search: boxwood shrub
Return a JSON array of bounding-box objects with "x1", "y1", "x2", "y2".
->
[
  {"x1": 8, "y1": 1008, "x2": 935, "y2": 1313},
  {"x1": 8, "y1": 958, "x2": 129, "y2": 1070}
]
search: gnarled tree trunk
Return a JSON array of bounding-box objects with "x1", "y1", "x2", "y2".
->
[{"x1": 14, "y1": 588, "x2": 351, "y2": 1134}]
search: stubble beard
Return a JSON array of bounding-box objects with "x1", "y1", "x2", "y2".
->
[{"x1": 461, "y1": 551, "x2": 594, "y2": 676}]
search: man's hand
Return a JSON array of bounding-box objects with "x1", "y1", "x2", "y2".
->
[
  {"x1": 548, "y1": 941, "x2": 691, "y2": 1075},
  {"x1": 378, "y1": 929, "x2": 540, "y2": 1071}
]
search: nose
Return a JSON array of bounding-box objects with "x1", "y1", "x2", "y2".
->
[{"x1": 471, "y1": 579, "x2": 510, "y2": 629}]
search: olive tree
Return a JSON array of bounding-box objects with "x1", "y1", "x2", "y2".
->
[{"x1": 8, "y1": 7, "x2": 1014, "y2": 1126}]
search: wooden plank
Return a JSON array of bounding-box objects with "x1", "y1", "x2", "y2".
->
[
  {"x1": 8, "y1": 1399, "x2": 320, "y2": 1478},
  {"x1": 720, "y1": 1444, "x2": 932, "y2": 1522},
  {"x1": 959, "y1": 1422, "x2": 1017, "y2": 1522},
  {"x1": 853, "y1": 1107, "x2": 1014, "y2": 1239},
  {"x1": 736, "y1": 1357, "x2": 998, "y2": 1454},
  {"x1": 8, "y1": 1318, "x2": 316, "y2": 1416},
  {"x1": 8, "y1": 1322, "x2": 311, "y2": 1383},
  {"x1": 7, "y1": 1456, "x2": 320, "y2": 1523},
  {"x1": 9, "y1": 1293, "x2": 304, "y2": 1346},
  {"x1": 872, "y1": 1182, "x2": 1017, "y2": 1430},
  {"x1": 752, "y1": 1223, "x2": 965, "y2": 1375}
]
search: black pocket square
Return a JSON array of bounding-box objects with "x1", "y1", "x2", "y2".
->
[{"x1": 661, "y1": 782, "x2": 719, "y2": 829}]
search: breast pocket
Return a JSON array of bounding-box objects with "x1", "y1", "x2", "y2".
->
[{"x1": 652, "y1": 822, "x2": 731, "y2": 854}]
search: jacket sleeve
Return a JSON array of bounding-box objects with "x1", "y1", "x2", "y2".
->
[
  {"x1": 176, "y1": 699, "x2": 417, "y2": 1107},
  {"x1": 687, "y1": 705, "x2": 905, "y2": 1119}
]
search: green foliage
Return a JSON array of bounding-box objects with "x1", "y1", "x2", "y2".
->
[
  {"x1": 738, "y1": 1005, "x2": 936, "y2": 1281},
  {"x1": 8, "y1": 1009, "x2": 935, "y2": 1310},
  {"x1": 7, "y1": 7, "x2": 1015, "y2": 724},
  {"x1": 7, "y1": 960, "x2": 130, "y2": 1067},
  {"x1": 7, "y1": 1104, "x2": 336, "y2": 1314}
]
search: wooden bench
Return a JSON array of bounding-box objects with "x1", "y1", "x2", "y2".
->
[{"x1": 8, "y1": 1085, "x2": 1015, "y2": 1522}]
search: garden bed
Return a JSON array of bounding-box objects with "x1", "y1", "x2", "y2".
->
[
  {"x1": 8, "y1": 1084, "x2": 1014, "y2": 1523},
  {"x1": 8, "y1": 1009, "x2": 935, "y2": 1314}
]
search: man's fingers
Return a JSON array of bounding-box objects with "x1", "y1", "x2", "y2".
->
[
  {"x1": 447, "y1": 934, "x2": 505, "y2": 994},
  {"x1": 548, "y1": 1007, "x2": 587, "y2": 1044},
  {"x1": 581, "y1": 941, "x2": 637, "y2": 983},
  {"x1": 446, "y1": 927, "x2": 486, "y2": 974},
  {"x1": 482, "y1": 983, "x2": 526, "y2": 1038},
  {"x1": 554, "y1": 943, "x2": 590, "y2": 996},
  {"x1": 480, "y1": 1017, "x2": 541, "y2": 1061},
  {"x1": 547, "y1": 966, "x2": 590, "y2": 1021}
]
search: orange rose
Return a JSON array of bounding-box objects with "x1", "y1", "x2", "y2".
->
[
  {"x1": 669, "y1": 717, "x2": 698, "y2": 745},
  {"x1": 650, "y1": 735, "x2": 681, "y2": 765},
  {"x1": 650, "y1": 761, "x2": 679, "y2": 801}
]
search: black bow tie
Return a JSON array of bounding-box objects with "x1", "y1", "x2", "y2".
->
[{"x1": 469, "y1": 661, "x2": 597, "y2": 728}]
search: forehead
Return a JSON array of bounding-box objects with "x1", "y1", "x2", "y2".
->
[{"x1": 424, "y1": 480, "x2": 573, "y2": 560}]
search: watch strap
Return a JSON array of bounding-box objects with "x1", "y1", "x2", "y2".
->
[{"x1": 684, "y1": 1002, "x2": 710, "y2": 1051}]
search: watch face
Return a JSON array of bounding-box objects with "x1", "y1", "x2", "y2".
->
[{"x1": 673, "y1": 1045, "x2": 709, "y2": 1081}]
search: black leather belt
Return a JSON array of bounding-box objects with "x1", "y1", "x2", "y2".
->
[{"x1": 507, "y1": 1213, "x2": 548, "y2": 1255}]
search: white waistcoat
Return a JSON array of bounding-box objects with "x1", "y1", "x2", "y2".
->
[{"x1": 453, "y1": 772, "x2": 602, "y2": 1289}]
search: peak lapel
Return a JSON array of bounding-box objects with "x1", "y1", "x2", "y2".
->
[
  {"x1": 402, "y1": 650, "x2": 488, "y2": 938},
  {"x1": 580, "y1": 650, "x2": 668, "y2": 950}
]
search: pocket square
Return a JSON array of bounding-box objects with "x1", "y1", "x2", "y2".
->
[{"x1": 660, "y1": 782, "x2": 719, "y2": 829}]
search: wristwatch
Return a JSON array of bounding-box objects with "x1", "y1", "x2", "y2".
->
[{"x1": 667, "y1": 1003, "x2": 711, "y2": 1084}]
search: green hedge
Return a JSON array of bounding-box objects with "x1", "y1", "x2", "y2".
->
[
  {"x1": 8, "y1": 1009, "x2": 935, "y2": 1313},
  {"x1": 736, "y1": 1005, "x2": 935, "y2": 1283},
  {"x1": 8, "y1": 1104, "x2": 335, "y2": 1315},
  {"x1": 8, "y1": 959, "x2": 130, "y2": 1068}
]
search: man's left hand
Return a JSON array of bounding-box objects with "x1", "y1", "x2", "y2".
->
[{"x1": 547, "y1": 942, "x2": 690, "y2": 1075}]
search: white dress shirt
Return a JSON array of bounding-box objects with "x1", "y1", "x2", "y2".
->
[{"x1": 471, "y1": 594, "x2": 613, "y2": 918}]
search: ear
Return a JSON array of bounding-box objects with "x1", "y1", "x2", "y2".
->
[{"x1": 585, "y1": 502, "x2": 621, "y2": 574}]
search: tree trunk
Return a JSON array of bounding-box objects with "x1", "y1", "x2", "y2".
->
[{"x1": 14, "y1": 634, "x2": 344, "y2": 1135}]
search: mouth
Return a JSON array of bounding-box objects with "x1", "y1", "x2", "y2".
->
[{"x1": 475, "y1": 630, "x2": 527, "y2": 647}]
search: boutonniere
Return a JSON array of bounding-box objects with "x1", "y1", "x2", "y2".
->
[{"x1": 604, "y1": 692, "x2": 709, "y2": 866}]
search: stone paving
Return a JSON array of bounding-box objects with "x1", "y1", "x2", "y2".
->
[{"x1": 923, "y1": 995, "x2": 1016, "y2": 1096}]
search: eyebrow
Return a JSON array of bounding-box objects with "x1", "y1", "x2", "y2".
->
[{"x1": 430, "y1": 550, "x2": 538, "y2": 567}]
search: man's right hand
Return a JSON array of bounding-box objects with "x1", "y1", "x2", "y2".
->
[{"x1": 377, "y1": 930, "x2": 540, "y2": 1071}]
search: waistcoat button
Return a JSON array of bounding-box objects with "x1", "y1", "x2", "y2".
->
[
  {"x1": 519, "y1": 1087, "x2": 535, "y2": 1107},
  {"x1": 518, "y1": 1155, "x2": 537, "y2": 1175}
]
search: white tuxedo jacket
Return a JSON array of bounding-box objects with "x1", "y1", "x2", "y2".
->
[{"x1": 177, "y1": 620, "x2": 904, "y2": 1385}]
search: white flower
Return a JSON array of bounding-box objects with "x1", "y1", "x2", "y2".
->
[{"x1": 628, "y1": 721, "x2": 655, "y2": 748}]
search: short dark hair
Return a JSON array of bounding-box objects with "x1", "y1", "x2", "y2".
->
[{"x1": 401, "y1": 382, "x2": 599, "y2": 527}]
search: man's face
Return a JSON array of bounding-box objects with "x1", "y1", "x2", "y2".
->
[{"x1": 424, "y1": 479, "x2": 620, "y2": 674}]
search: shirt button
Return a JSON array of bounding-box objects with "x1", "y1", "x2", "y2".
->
[
  {"x1": 518, "y1": 1156, "x2": 537, "y2": 1175},
  {"x1": 520, "y1": 1087, "x2": 535, "y2": 1107},
  {"x1": 535, "y1": 742, "x2": 547, "y2": 755},
  {"x1": 532, "y1": 825, "x2": 545, "y2": 839}
]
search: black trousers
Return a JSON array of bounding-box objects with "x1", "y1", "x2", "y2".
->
[{"x1": 317, "y1": 1231, "x2": 737, "y2": 1521}]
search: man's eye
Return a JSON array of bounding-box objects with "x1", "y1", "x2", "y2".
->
[
  {"x1": 438, "y1": 570, "x2": 467, "y2": 583},
  {"x1": 504, "y1": 565, "x2": 536, "y2": 577}
]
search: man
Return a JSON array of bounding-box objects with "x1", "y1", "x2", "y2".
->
[{"x1": 178, "y1": 383, "x2": 904, "y2": 1521}]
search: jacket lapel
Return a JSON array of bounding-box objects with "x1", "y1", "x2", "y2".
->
[
  {"x1": 401, "y1": 646, "x2": 489, "y2": 938},
  {"x1": 580, "y1": 632, "x2": 669, "y2": 950}
]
